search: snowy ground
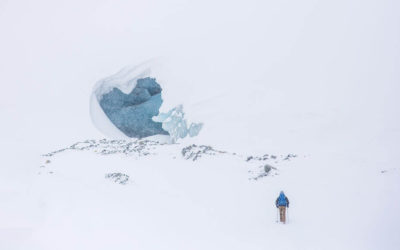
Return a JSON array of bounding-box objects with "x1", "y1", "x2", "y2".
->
[
  {"x1": 1, "y1": 0, "x2": 400, "y2": 250},
  {"x1": 3, "y1": 138, "x2": 399, "y2": 250}
]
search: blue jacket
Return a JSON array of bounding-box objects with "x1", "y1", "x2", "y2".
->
[{"x1": 275, "y1": 191, "x2": 289, "y2": 207}]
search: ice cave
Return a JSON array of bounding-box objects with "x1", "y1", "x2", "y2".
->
[{"x1": 90, "y1": 65, "x2": 202, "y2": 142}]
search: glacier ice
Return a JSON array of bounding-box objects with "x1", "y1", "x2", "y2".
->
[
  {"x1": 153, "y1": 105, "x2": 203, "y2": 142},
  {"x1": 99, "y1": 77, "x2": 168, "y2": 138},
  {"x1": 90, "y1": 64, "x2": 203, "y2": 141}
]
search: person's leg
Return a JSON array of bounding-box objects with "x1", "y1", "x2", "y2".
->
[
  {"x1": 279, "y1": 206, "x2": 284, "y2": 222},
  {"x1": 282, "y1": 207, "x2": 286, "y2": 223}
]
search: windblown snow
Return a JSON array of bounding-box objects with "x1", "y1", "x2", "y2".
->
[{"x1": 1, "y1": 0, "x2": 399, "y2": 250}]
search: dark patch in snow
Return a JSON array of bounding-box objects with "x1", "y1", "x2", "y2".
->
[
  {"x1": 43, "y1": 139, "x2": 165, "y2": 157},
  {"x1": 246, "y1": 154, "x2": 298, "y2": 163},
  {"x1": 105, "y1": 173, "x2": 130, "y2": 185},
  {"x1": 283, "y1": 154, "x2": 297, "y2": 161},
  {"x1": 249, "y1": 164, "x2": 277, "y2": 180},
  {"x1": 264, "y1": 164, "x2": 273, "y2": 173},
  {"x1": 181, "y1": 144, "x2": 226, "y2": 161},
  {"x1": 246, "y1": 154, "x2": 277, "y2": 162},
  {"x1": 246, "y1": 156, "x2": 253, "y2": 162}
]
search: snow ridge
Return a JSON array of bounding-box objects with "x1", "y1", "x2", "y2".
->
[{"x1": 41, "y1": 139, "x2": 298, "y2": 181}]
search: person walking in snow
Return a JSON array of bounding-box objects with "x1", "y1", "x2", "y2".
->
[{"x1": 275, "y1": 191, "x2": 289, "y2": 223}]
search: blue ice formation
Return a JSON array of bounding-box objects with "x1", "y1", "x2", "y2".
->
[
  {"x1": 153, "y1": 105, "x2": 203, "y2": 142},
  {"x1": 99, "y1": 77, "x2": 169, "y2": 138}
]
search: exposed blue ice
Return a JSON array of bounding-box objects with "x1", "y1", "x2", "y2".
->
[
  {"x1": 153, "y1": 105, "x2": 203, "y2": 142},
  {"x1": 99, "y1": 77, "x2": 169, "y2": 138},
  {"x1": 93, "y1": 68, "x2": 203, "y2": 141}
]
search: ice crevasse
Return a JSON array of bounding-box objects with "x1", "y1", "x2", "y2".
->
[{"x1": 89, "y1": 63, "x2": 203, "y2": 142}]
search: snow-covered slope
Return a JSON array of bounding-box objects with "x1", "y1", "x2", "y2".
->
[{"x1": 1, "y1": 0, "x2": 399, "y2": 250}]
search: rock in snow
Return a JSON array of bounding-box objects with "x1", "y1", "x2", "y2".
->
[{"x1": 105, "y1": 173, "x2": 130, "y2": 185}]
